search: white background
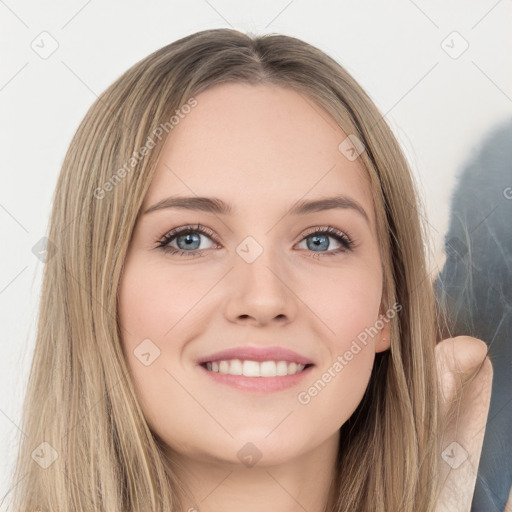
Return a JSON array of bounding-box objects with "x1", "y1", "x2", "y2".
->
[{"x1": 1, "y1": 0, "x2": 511, "y2": 502}]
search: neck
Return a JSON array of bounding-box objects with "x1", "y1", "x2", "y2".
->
[{"x1": 169, "y1": 431, "x2": 340, "y2": 512}]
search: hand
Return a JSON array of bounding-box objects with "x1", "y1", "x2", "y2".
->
[
  {"x1": 435, "y1": 336, "x2": 493, "y2": 512},
  {"x1": 505, "y1": 485, "x2": 512, "y2": 512}
]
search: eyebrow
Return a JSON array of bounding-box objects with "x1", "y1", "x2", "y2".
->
[{"x1": 143, "y1": 195, "x2": 370, "y2": 225}]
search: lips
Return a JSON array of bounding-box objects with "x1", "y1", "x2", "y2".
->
[{"x1": 196, "y1": 345, "x2": 315, "y2": 366}]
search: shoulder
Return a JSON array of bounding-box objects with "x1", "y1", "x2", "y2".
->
[{"x1": 435, "y1": 336, "x2": 493, "y2": 512}]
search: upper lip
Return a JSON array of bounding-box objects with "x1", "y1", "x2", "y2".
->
[{"x1": 197, "y1": 346, "x2": 315, "y2": 366}]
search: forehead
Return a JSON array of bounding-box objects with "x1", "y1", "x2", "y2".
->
[{"x1": 144, "y1": 82, "x2": 376, "y2": 230}]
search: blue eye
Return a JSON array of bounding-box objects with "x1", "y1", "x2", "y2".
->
[
  {"x1": 155, "y1": 224, "x2": 217, "y2": 258},
  {"x1": 297, "y1": 226, "x2": 354, "y2": 259},
  {"x1": 155, "y1": 224, "x2": 355, "y2": 259}
]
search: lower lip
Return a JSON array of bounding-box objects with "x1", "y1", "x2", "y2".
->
[{"x1": 198, "y1": 363, "x2": 314, "y2": 393}]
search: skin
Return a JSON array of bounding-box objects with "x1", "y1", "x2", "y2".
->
[
  {"x1": 118, "y1": 81, "x2": 397, "y2": 511},
  {"x1": 435, "y1": 336, "x2": 493, "y2": 512}
]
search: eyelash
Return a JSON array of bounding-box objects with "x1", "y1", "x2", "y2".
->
[{"x1": 154, "y1": 223, "x2": 355, "y2": 259}]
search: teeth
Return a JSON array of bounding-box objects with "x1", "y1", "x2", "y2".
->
[{"x1": 205, "y1": 359, "x2": 306, "y2": 377}]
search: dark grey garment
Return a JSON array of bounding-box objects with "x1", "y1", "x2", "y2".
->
[{"x1": 434, "y1": 118, "x2": 512, "y2": 512}]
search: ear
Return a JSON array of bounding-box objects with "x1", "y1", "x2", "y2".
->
[{"x1": 374, "y1": 305, "x2": 391, "y2": 353}]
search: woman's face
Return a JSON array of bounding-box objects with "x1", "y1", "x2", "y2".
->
[{"x1": 118, "y1": 82, "x2": 390, "y2": 467}]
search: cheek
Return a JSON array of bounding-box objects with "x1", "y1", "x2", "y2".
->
[
  {"x1": 117, "y1": 255, "x2": 215, "y2": 403},
  {"x1": 301, "y1": 262, "x2": 383, "y2": 348},
  {"x1": 297, "y1": 274, "x2": 380, "y2": 429},
  {"x1": 117, "y1": 257, "x2": 203, "y2": 431},
  {"x1": 292, "y1": 263, "x2": 382, "y2": 423},
  {"x1": 118, "y1": 256, "x2": 206, "y2": 343}
]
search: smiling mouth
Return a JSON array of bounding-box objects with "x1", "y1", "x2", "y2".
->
[{"x1": 200, "y1": 359, "x2": 314, "y2": 377}]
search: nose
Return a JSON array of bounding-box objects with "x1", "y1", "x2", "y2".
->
[{"x1": 223, "y1": 244, "x2": 298, "y2": 327}]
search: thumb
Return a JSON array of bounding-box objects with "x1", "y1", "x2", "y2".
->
[
  {"x1": 434, "y1": 335, "x2": 493, "y2": 512},
  {"x1": 435, "y1": 335, "x2": 489, "y2": 420}
]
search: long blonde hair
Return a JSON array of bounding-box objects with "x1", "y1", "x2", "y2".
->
[{"x1": 4, "y1": 28, "x2": 441, "y2": 511}]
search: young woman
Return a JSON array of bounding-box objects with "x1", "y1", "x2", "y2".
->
[{"x1": 4, "y1": 28, "x2": 492, "y2": 511}]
